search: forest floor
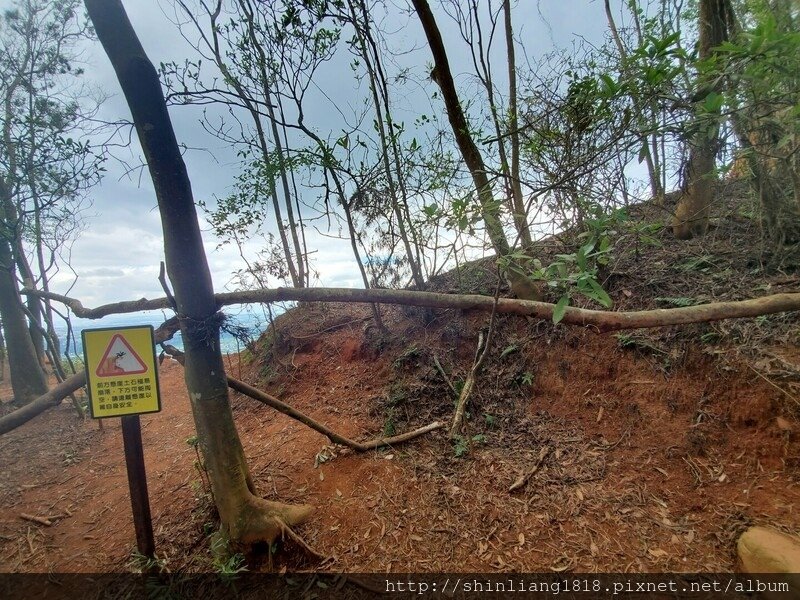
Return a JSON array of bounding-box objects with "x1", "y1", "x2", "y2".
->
[{"x1": 1, "y1": 178, "x2": 799, "y2": 576}]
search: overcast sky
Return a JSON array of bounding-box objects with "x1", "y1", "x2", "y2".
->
[{"x1": 4, "y1": 0, "x2": 621, "y2": 308}]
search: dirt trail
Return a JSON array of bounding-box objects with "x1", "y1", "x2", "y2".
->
[{"x1": 0, "y1": 359, "x2": 197, "y2": 572}]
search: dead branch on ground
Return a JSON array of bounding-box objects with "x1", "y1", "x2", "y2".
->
[
  {"x1": 450, "y1": 282, "x2": 500, "y2": 437},
  {"x1": 162, "y1": 345, "x2": 443, "y2": 451},
  {"x1": 508, "y1": 446, "x2": 552, "y2": 492}
]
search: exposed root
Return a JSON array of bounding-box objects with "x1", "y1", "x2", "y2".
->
[
  {"x1": 276, "y1": 516, "x2": 326, "y2": 562},
  {"x1": 451, "y1": 283, "x2": 500, "y2": 437},
  {"x1": 233, "y1": 496, "x2": 314, "y2": 547}
]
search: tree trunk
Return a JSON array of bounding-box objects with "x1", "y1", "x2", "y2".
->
[
  {"x1": 84, "y1": 0, "x2": 312, "y2": 545},
  {"x1": 203, "y1": 4, "x2": 302, "y2": 289},
  {"x1": 673, "y1": 0, "x2": 730, "y2": 239},
  {"x1": 603, "y1": 0, "x2": 663, "y2": 201},
  {"x1": 241, "y1": 4, "x2": 307, "y2": 288},
  {"x1": 15, "y1": 245, "x2": 46, "y2": 368},
  {"x1": 0, "y1": 234, "x2": 48, "y2": 405},
  {"x1": 0, "y1": 318, "x2": 5, "y2": 381},
  {"x1": 503, "y1": 0, "x2": 534, "y2": 248},
  {"x1": 347, "y1": 0, "x2": 425, "y2": 289},
  {"x1": 411, "y1": 0, "x2": 540, "y2": 299}
]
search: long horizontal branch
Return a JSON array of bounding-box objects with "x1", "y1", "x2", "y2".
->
[{"x1": 21, "y1": 287, "x2": 800, "y2": 332}]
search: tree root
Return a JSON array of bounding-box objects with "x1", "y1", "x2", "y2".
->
[
  {"x1": 275, "y1": 516, "x2": 325, "y2": 561},
  {"x1": 232, "y1": 496, "x2": 314, "y2": 547}
]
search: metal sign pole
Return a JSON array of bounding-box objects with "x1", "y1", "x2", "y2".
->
[{"x1": 121, "y1": 414, "x2": 155, "y2": 558}]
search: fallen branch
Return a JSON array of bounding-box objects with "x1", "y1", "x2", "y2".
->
[
  {"x1": 508, "y1": 446, "x2": 552, "y2": 492},
  {"x1": 21, "y1": 287, "x2": 800, "y2": 333},
  {"x1": 432, "y1": 354, "x2": 457, "y2": 397},
  {"x1": 450, "y1": 282, "x2": 500, "y2": 437},
  {"x1": 0, "y1": 373, "x2": 86, "y2": 436},
  {"x1": 163, "y1": 345, "x2": 443, "y2": 451},
  {"x1": 20, "y1": 513, "x2": 52, "y2": 527}
]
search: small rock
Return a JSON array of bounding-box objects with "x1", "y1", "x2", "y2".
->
[{"x1": 738, "y1": 526, "x2": 800, "y2": 599}]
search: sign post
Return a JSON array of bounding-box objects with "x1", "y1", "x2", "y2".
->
[{"x1": 82, "y1": 325, "x2": 162, "y2": 558}]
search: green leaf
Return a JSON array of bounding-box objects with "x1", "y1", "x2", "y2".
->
[
  {"x1": 703, "y1": 92, "x2": 724, "y2": 112},
  {"x1": 499, "y1": 344, "x2": 518, "y2": 359},
  {"x1": 599, "y1": 73, "x2": 617, "y2": 95},
  {"x1": 553, "y1": 295, "x2": 569, "y2": 324},
  {"x1": 586, "y1": 278, "x2": 613, "y2": 308},
  {"x1": 638, "y1": 143, "x2": 649, "y2": 164}
]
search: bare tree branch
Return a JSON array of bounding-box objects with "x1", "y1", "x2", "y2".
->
[{"x1": 21, "y1": 286, "x2": 800, "y2": 333}]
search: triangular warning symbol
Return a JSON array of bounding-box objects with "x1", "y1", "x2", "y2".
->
[{"x1": 96, "y1": 334, "x2": 148, "y2": 377}]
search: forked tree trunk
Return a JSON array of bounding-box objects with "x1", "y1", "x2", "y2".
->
[
  {"x1": 0, "y1": 235, "x2": 48, "y2": 405},
  {"x1": 84, "y1": 0, "x2": 311, "y2": 545}
]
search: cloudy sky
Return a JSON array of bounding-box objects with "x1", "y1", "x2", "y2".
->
[{"x1": 6, "y1": 0, "x2": 620, "y2": 308}]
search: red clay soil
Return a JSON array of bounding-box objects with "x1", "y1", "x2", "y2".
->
[{"x1": 1, "y1": 302, "x2": 799, "y2": 574}]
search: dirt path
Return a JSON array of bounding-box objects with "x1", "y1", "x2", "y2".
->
[{"x1": 0, "y1": 359, "x2": 197, "y2": 572}]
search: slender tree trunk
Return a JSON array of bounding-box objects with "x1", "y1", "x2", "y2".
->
[
  {"x1": 236, "y1": 0, "x2": 306, "y2": 287},
  {"x1": 32, "y1": 183, "x2": 60, "y2": 356},
  {"x1": 411, "y1": 0, "x2": 509, "y2": 255},
  {"x1": 276, "y1": 93, "x2": 310, "y2": 286},
  {"x1": 0, "y1": 233, "x2": 48, "y2": 406},
  {"x1": 203, "y1": 4, "x2": 302, "y2": 288},
  {"x1": 604, "y1": 0, "x2": 663, "y2": 201},
  {"x1": 84, "y1": 0, "x2": 312, "y2": 545},
  {"x1": 503, "y1": 0, "x2": 533, "y2": 248},
  {"x1": 356, "y1": 0, "x2": 426, "y2": 281},
  {"x1": 347, "y1": 0, "x2": 425, "y2": 288},
  {"x1": 673, "y1": 0, "x2": 730, "y2": 239},
  {"x1": 0, "y1": 319, "x2": 5, "y2": 382},
  {"x1": 14, "y1": 245, "x2": 46, "y2": 368},
  {"x1": 411, "y1": 0, "x2": 540, "y2": 300}
]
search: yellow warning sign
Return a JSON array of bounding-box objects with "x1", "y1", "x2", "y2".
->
[{"x1": 82, "y1": 325, "x2": 161, "y2": 419}]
